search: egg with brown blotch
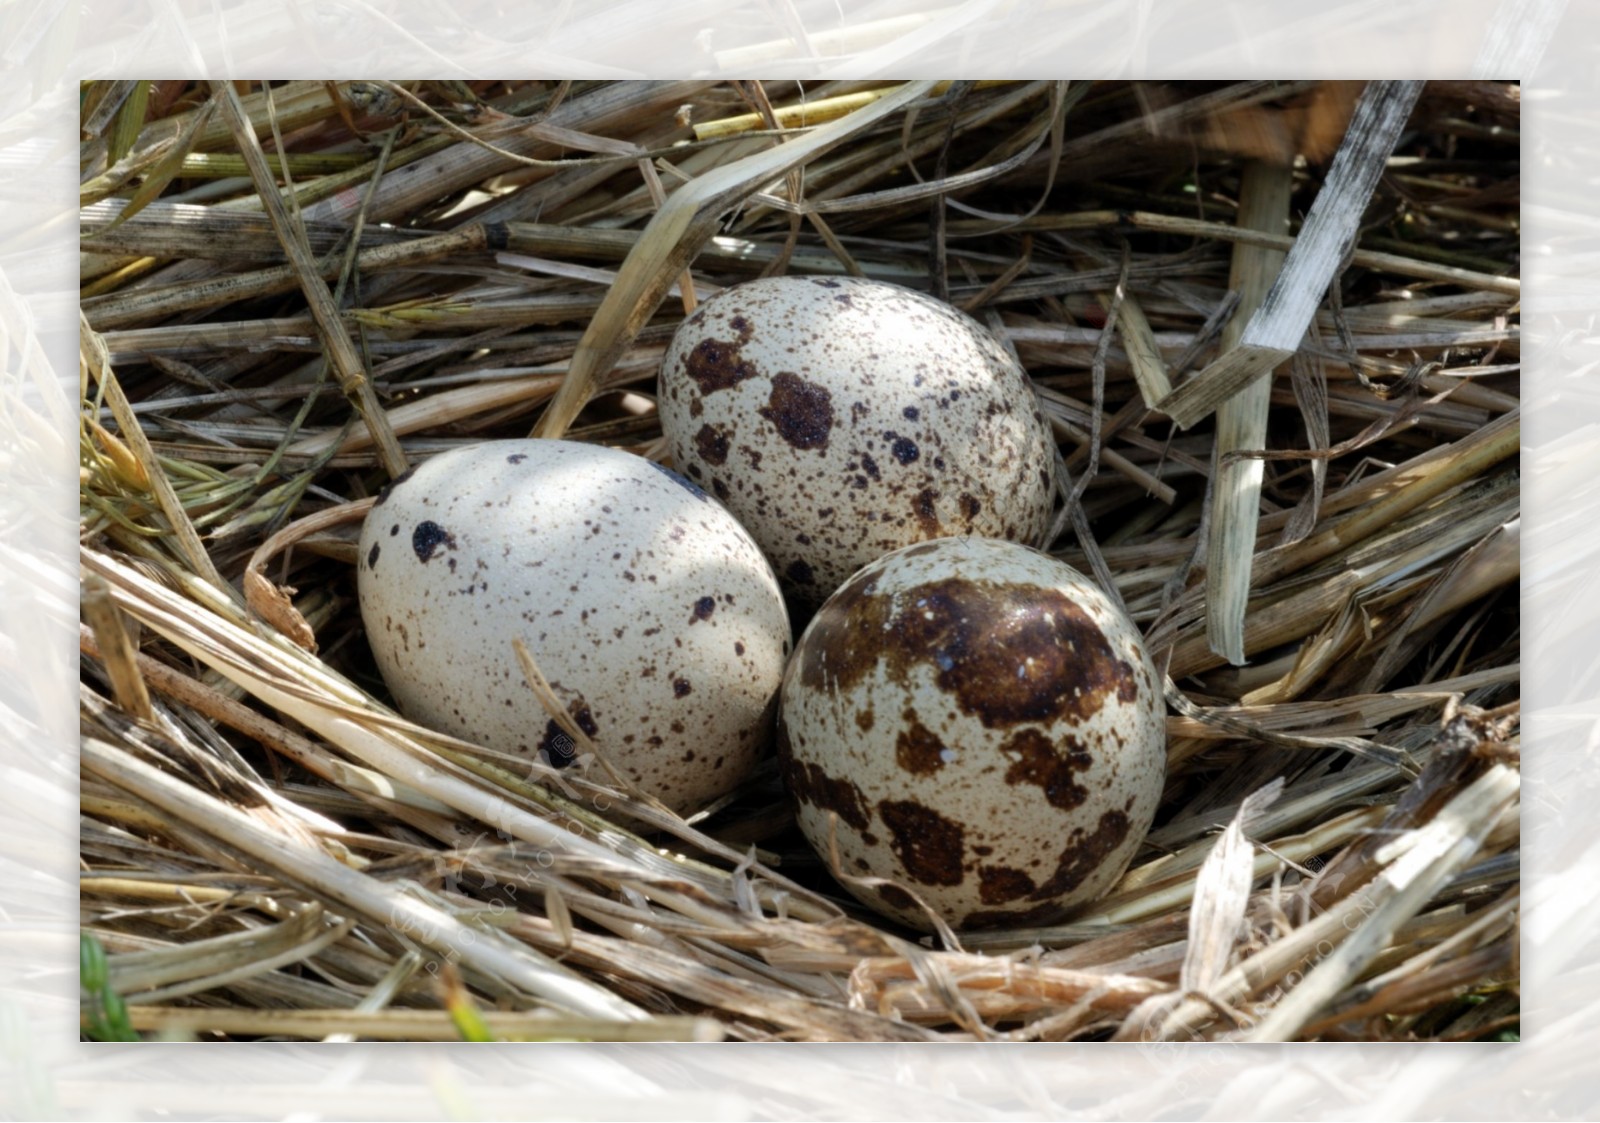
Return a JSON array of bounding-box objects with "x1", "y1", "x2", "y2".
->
[
  {"x1": 357, "y1": 439, "x2": 791, "y2": 813},
  {"x1": 657, "y1": 276, "x2": 1059, "y2": 611},
  {"x1": 777, "y1": 536, "x2": 1166, "y2": 932}
]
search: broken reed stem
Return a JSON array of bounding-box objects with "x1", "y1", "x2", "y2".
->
[
  {"x1": 1207, "y1": 160, "x2": 1293, "y2": 666},
  {"x1": 1109, "y1": 284, "x2": 1172, "y2": 408},
  {"x1": 1157, "y1": 81, "x2": 1426, "y2": 430}
]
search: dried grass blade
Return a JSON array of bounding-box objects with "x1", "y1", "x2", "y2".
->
[
  {"x1": 103, "y1": 904, "x2": 329, "y2": 993},
  {"x1": 1088, "y1": 805, "x2": 1390, "y2": 930},
  {"x1": 286, "y1": 372, "x2": 566, "y2": 460},
  {"x1": 128, "y1": 916, "x2": 359, "y2": 1005},
  {"x1": 1112, "y1": 286, "x2": 1173, "y2": 408},
  {"x1": 531, "y1": 80, "x2": 939, "y2": 439},
  {"x1": 1282, "y1": 347, "x2": 1331, "y2": 545},
  {"x1": 107, "y1": 80, "x2": 150, "y2": 168},
  {"x1": 1157, "y1": 81, "x2": 1426, "y2": 429},
  {"x1": 1206, "y1": 160, "x2": 1293, "y2": 666},
  {"x1": 1297, "y1": 888, "x2": 1518, "y2": 1037},
  {"x1": 1179, "y1": 777, "x2": 1283, "y2": 996}
]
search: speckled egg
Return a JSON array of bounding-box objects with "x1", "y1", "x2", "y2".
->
[
  {"x1": 658, "y1": 276, "x2": 1059, "y2": 610},
  {"x1": 356, "y1": 439, "x2": 791, "y2": 813},
  {"x1": 777, "y1": 536, "x2": 1165, "y2": 931}
]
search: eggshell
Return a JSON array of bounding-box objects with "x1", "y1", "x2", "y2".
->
[
  {"x1": 357, "y1": 439, "x2": 791, "y2": 812},
  {"x1": 777, "y1": 536, "x2": 1165, "y2": 931},
  {"x1": 658, "y1": 276, "x2": 1058, "y2": 609}
]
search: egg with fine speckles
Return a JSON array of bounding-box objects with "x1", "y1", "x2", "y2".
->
[
  {"x1": 777, "y1": 536, "x2": 1165, "y2": 932},
  {"x1": 356, "y1": 439, "x2": 791, "y2": 813},
  {"x1": 657, "y1": 276, "x2": 1059, "y2": 610}
]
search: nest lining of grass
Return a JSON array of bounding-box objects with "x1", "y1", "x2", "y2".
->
[{"x1": 78, "y1": 79, "x2": 1520, "y2": 1043}]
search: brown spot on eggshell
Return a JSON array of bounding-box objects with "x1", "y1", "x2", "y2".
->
[
  {"x1": 876, "y1": 883, "x2": 917, "y2": 911},
  {"x1": 877, "y1": 799, "x2": 965, "y2": 886},
  {"x1": 694, "y1": 424, "x2": 731, "y2": 466},
  {"x1": 978, "y1": 865, "x2": 1038, "y2": 905},
  {"x1": 777, "y1": 724, "x2": 871, "y2": 830},
  {"x1": 412, "y1": 520, "x2": 455, "y2": 563},
  {"x1": 895, "y1": 713, "x2": 946, "y2": 774},
  {"x1": 683, "y1": 317, "x2": 757, "y2": 394},
  {"x1": 1002, "y1": 728, "x2": 1093, "y2": 810},
  {"x1": 889, "y1": 435, "x2": 919, "y2": 464},
  {"x1": 759, "y1": 371, "x2": 834, "y2": 451},
  {"x1": 1028, "y1": 809, "x2": 1131, "y2": 902},
  {"x1": 690, "y1": 596, "x2": 716, "y2": 623},
  {"x1": 796, "y1": 573, "x2": 1140, "y2": 730}
]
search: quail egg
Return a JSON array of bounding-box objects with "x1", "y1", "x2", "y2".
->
[
  {"x1": 357, "y1": 439, "x2": 791, "y2": 813},
  {"x1": 658, "y1": 276, "x2": 1059, "y2": 610},
  {"x1": 777, "y1": 536, "x2": 1165, "y2": 931}
]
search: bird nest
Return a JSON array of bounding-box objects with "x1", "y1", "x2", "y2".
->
[{"x1": 78, "y1": 79, "x2": 1520, "y2": 1042}]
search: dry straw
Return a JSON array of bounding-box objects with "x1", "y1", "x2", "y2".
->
[{"x1": 79, "y1": 79, "x2": 1519, "y2": 1042}]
